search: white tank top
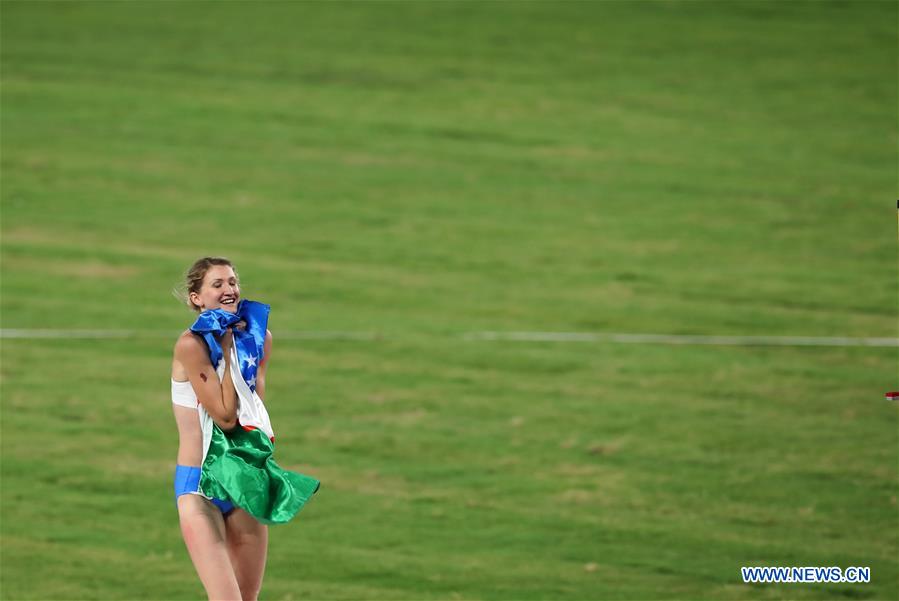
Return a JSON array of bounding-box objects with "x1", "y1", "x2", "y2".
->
[{"x1": 171, "y1": 379, "x2": 198, "y2": 409}]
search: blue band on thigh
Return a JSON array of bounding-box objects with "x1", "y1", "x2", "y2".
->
[
  {"x1": 174, "y1": 465, "x2": 234, "y2": 515},
  {"x1": 174, "y1": 465, "x2": 201, "y2": 498}
]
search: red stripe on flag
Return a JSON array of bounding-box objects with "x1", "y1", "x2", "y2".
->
[{"x1": 242, "y1": 424, "x2": 275, "y2": 443}]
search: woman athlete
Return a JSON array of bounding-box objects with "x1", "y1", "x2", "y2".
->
[{"x1": 171, "y1": 257, "x2": 271, "y2": 601}]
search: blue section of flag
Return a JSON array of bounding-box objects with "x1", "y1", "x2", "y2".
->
[{"x1": 190, "y1": 300, "x2": 269, "y2": 392}]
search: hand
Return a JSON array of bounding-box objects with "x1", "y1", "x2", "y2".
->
[
  {"x1": 220, "y1": 328, "x2": 234, "y2": 351},
  {"x1": 233, "y1": 320, "x2": 247, "y2": 332}
]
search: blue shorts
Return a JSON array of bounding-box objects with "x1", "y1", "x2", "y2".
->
[{"x1": 174, "y1": 465, "x2": 235, "y2": 515}]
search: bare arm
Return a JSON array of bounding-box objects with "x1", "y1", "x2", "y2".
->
[
  {"x1": 255, "y1": 329, "x2": 273, "y2": 401},
  {"x1": 174, "y1": 331, "x2": 239, "y2": 430}
]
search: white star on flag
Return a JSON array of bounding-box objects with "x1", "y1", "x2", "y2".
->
[
  {"x1": 244, "y1": 354, "x2": 257, "y2": 368},
  {"x1": 247, "y1": 375, "x2": 257, "y2": 388}
]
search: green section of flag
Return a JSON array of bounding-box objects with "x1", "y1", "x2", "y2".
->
[{"x1": 200, "y1": 425, "x2": 320, "y2": 525}]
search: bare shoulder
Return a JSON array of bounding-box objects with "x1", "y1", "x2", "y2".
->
[
  {"x1": 172, "y1": 330, "x2": 197, "y2": 380},
  {"x1": 174, "y1": 330, "x2": 204, "y2": 356},
  {"x1": 265, "y1": 329, "x2": 273, "y2": 343},
  {"x1": 173, "y1": 330, "x2": 206, "y2": 373}
]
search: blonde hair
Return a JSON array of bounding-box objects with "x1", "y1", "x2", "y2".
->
[{"x1": 173, "y1": 256, "x2": 239, "y2": 312}]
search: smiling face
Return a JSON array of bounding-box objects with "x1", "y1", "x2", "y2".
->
[{"x1": 189, "y1": 264, "x2": 241, "y2": 313}]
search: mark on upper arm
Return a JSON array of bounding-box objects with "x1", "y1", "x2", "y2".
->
[{"x1": 200, "y1": 372, "x2": 208, "y2": 382}]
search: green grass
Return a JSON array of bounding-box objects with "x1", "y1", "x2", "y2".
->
[{"x1": 1, "y1": 1, "x2": 897, "y2": 599}]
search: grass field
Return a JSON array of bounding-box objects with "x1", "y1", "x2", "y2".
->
[{"x1": 1, "y1": 1, "x2": 897, "y2": 599}]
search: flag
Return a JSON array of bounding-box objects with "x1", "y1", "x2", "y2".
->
[{"x1": 189, "y1": 300, "x2": 320, "y2": 524}]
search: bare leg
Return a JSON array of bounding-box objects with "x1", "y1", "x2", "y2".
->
[
  {"x1": 225, "y1": 508, "x2": 269, "y2": 601},
  {"x1": 178, "y1": 494, "x2": 243, "y2": 601}
]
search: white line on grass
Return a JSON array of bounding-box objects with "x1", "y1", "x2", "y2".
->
[
  {"x1": 464, "y1": 331, "x2": 899, "y2": 347},
  {"x1": 0, "y1": 329, "x2": 896, "y2": 347},
  {"x1": 0, "y1": 329, "x2": 149, "y2": 339},
  {"x1": 0, "y1": 329, "x2": 381, "y2": 341}
]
